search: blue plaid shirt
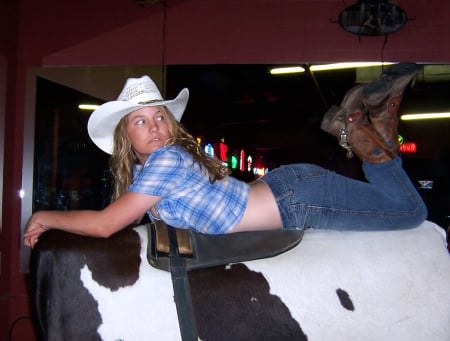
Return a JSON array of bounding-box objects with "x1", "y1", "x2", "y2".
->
[{"x1": 129, "y1": 145, "x2": 250, "y2": 234}]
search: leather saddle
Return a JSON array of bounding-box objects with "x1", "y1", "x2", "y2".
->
[{"x1": 147, "y1": 220, "x2": 304, "y2": 272}]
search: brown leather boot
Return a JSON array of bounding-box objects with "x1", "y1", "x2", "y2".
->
[
  {"x1": 362, "y1": 63, "x2": 421, "y2": 154},
  {"x1": 344, "y1": 111, "x2": 394, "y2": 163},
  {"x1": 321, "y1": 85, "x2": 394, "y2": 162},
  {"x1": 363, "y1": 90, "x2": 403, "y2": 154}
]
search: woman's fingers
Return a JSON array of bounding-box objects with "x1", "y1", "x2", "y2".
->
[{"x1": 24, "y1": 226, "x2": 43, "y2": 248}]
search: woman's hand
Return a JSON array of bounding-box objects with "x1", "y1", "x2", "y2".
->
[{"x1": 24, "y1": 213, "x2": 49, "y2": 248}]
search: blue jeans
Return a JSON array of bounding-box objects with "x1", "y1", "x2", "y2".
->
[{"x1": 260, "y1": 157, "x2": 427, "y2": 231}]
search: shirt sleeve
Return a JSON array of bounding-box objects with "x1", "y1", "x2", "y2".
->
[{"x1": 129, "y1": 147, "x2": 186, "y2": 197}]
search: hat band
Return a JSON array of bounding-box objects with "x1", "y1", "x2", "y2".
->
[{"x1": 138, "y1": 99, "x2": 164, "y2": 105}]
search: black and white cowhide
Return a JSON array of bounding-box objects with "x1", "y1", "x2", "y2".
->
[{"x1": 30, "y1": 221, "x2": 450, "y2": 341}]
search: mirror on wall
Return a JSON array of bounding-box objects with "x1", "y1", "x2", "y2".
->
[{"x1": 33, "y1": 77, "x2": 111, "y2": 212}]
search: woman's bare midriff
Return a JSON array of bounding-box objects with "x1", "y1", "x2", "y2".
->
[{"x1": 229, "y1": 180, "x2": 283, "y2": 233}]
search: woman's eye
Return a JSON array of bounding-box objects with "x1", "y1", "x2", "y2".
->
[
  {"x1": 156, "y1": 115, "x2": 164, "y2": 121},
  {"x1": 136, "y1": 119, "x2": 145, "y2": 125}
]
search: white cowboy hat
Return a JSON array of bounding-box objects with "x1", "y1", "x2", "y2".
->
[{"x1": 87, "y1": 75, "x2": 189, "y2": 154}]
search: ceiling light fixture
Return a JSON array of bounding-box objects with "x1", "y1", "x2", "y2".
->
[
  {"x1": 269, "y1": 62, "x2": 394, "y2": 75},
  {"x1": 78, "y1": 104, "x2": 100, "y2": 111},
  {"x1": 310, "y1": 62, "x2": 394, "y2": 72},
  {"x1": 269, "y1": 66, "x2": 306, "y2": 75},
  {"x1": 400, "y1": 112, "x2": 450, "y2": 121}
]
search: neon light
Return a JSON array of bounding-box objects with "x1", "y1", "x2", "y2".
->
[
  {"x1": 219, "y1": 138, "x2": 228, "y2": 162},
  {"x1": 205, "y1": 143, "x2": 214, "y2": 157},
  {"x1": 240, "y1": 150, "x2": 245, "y2": 172},
  {"x1": 253, "y1": 167, "x2": 267, "y2": 176},
  {"x1": 196, "y1": 137, "x2": 271, "y2": 175},
  {"x1": 400, "y1": 142, "x2": 417, "y2": 153},
  {"x1": 231, "y1": 155, "x2": 238, "y2": 169}
]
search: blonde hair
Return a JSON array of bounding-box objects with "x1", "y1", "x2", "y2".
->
[{"x1": 109, "y1": 106, "x2": 230, "y2": 201}]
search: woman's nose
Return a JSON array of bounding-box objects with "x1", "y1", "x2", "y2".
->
[{"x1": 148, "y1": 122, "x2": 158, "y2": 132}]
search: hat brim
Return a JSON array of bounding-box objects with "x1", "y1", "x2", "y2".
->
[{"x1": 88, "y1": 88, "x2": 189, "y2": 154}]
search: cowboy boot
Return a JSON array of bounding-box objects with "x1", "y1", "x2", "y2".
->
[
  {"x1": 321, "y1": 85, "x2": 394, "y2": 162},
  {"x1": 362, "y1": 63, "x2": 421, "y2": 154},
  {"x1": 344, "y1": 111, "x2": 394, "y2": 163},
  {"x1": 320, "y1": 85, "x2": 365, "y2": 157}
]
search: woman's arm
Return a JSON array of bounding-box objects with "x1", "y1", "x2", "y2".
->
[{"x1": 24, "y1": 191, "x2": 161, "y2": 247}]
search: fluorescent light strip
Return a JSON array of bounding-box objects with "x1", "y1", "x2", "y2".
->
[
  {"x1": 79, "y1": 104, "x2": 100, "y2": 110},
  {"x1": 310, "y1": 62, "x2": 393, "y2": 72},
  {"x1": 401, "y1": 113, "x2": 450, "y2": 120},
  {"x1": 270, "y1": 62, "x2": 394, "y2": 75},
  {"x1": 269, "y1": 66, "x2": 305, "y2": 75}
]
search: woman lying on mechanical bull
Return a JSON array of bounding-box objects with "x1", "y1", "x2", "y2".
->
[{"x1": 24, "y1": 63, "x2": 427, "y2": 248}]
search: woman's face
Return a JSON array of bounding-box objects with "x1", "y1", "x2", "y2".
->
[{"x1": 126, "y1": 106, "x2": 172, "y2": 164}]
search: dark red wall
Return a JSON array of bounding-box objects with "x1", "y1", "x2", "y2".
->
[
  {"x1": 1, "y1": 0, "x2": 450, "y2": 339},
  {"x1": 22, "y1": 0, "x2": 450, "y2": 66}
]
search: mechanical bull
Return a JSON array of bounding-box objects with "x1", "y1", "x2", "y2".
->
[{"x1": 30, "y1": 220, "x2": 450, "y2": 341}]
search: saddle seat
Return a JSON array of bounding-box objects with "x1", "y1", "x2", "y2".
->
[{"x1": 147, "y1": 220, "x2": 304, "y2": 271}]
